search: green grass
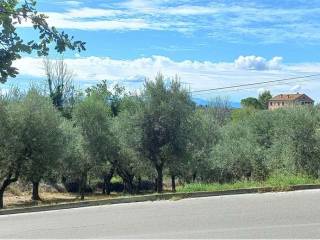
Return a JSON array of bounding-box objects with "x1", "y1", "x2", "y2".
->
[{"x1": 176, "y1": 173, "x2": 320, "y2": 193}]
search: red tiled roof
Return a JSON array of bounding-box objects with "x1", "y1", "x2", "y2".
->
[{"x1": 269, "y1": 93, "x2": 314, "y2": 102}]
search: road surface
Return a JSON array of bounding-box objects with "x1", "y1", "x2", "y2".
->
[{"x1": 1, "y1": 189, "x2": 320, "y2": 238}]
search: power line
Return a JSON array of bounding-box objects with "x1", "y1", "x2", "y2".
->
[
  {"x1": 191, "y1": 78, "x2": 315, "y2": 96},
  {"x1": 190, "y1": 74, "x2": 320, "y2": 94}
]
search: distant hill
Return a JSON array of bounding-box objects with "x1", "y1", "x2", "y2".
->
[{"x1": 192, "y1": 97, "x2": 241, "y2": 109}]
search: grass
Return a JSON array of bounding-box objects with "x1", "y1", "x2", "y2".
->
[
  {"x1": 3, "y1": 173, "x2": 320, "y2": 209},
  {"x1": 177, "y1": 173, "x2": 320, "y2": 193}
]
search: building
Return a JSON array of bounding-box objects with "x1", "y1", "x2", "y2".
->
[{"x1": 268, "y1": 93, "x2": 314, "y2": 110}]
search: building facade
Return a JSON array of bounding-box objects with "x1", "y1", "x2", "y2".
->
[{"x1": 268, "y1": 93, "x2": 314, "y2": 110}]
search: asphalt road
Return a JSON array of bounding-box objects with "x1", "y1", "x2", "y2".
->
[{"x1": 1, "y1": 190, "x2": 320, "y2": 239}]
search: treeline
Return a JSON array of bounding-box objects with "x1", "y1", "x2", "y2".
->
[{"x1": 1, "y1": 70, "x2": 320, "y2": 209}]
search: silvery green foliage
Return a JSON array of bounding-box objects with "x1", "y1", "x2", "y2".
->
[
  {"x1": 112, "y1": 96, "x2": 153, "y2": 183},
  {"x1": 185, "y1": 107, "x2": 221, "y2": 182},
  {"x1": 59, "y1": 119, "x2": 90, "y2": 179},
  {"x1": 210, "y1": 122, "x2": 261, "y2": 182},
  {"x1": 19, "y1": 88, "x2": 64, "y2": 184},
  {"x1": 140, "y1": 74, "x2": 194, "y2": 192},
  {"x1": 267, "y1": 107, "x2": 320, "y2": 177},
  {"x1": 72, "y1": 93, "x2": 116, "y2": 196},
  {"x1": 210, "y1": 106, "x2": 320, "y2": 182},
  {"x1": 0, "y1": 97, "x2": 23, "y2": 188}
]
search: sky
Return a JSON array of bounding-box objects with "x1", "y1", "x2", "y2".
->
[{"x1": 4, "y1": 0, "x2": 320, "y2": 103}]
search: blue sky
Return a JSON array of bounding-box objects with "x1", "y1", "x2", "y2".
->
[{"x1": 5, "y1": 0, "x2": 320, "y2": 102}]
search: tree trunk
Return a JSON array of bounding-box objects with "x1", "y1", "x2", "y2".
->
[
  {"x1": 32, "y1": 181, "x2": 41, "y2": 201},
  {"x1": 80, "y1": 172, "x2": 87, "y2": 200},
  {"x1": 156, "y1": 165, "x2": 163, "y2": 193},
  {"x1": 0, "y1": 173, "x2": 19, "y2": 209},
  {"x1": 102, "y1": 179, "x2": 106, "y2": 194},
  {"x1": 125, "y1": 176, "x2": 134, "y2": 194},
  {"x1": 102, "y1": 168, "x2": 114, "y2": 195},
  {"x1": 0, "y1": 190, "x2": 4, "y2": 209},
  {"x1": 137, "y1": 177, "x2": 142, "y2": 193},
  {"x1": 154, "y1": 178, "x2": 158, "y2": 192},
  {"x1": 192, "y1": 172, "x2": 197, "y2": 182},
  {"x1": 171, "y1": 175, "x2": 176, "y2": 192},
  {"x1": 122, "y1": 175, "x2": 134, "y2": 194}
]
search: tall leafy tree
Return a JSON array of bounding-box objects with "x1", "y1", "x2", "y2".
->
[
  {"x1": 60, "y1": 120, "x2": 91, "y2": 200},
  {"x1": 73, "y1": 93, "x2": 115, "y2": 199},
  {"x1": 20, "y1": 88, "x2": 64, "y2": 200},
  {"x1": 112, "y1": 95, "x2": 151, "y2": 193},
  {"x1": 258, "y1": 91, "x2": 272, "y2": 109},
  {"x1": 0, "y1": 0, "x2": 85, "y2": 83},
  {"x1": 43, "y1": 58, "x2": 78, "y2": 118},
  {"x1": 140, "y1": 74, "x2": 194, "y2": 192},
  {"x1": 186, "y1": 107, "x2": 220, "y2": 182},
  {"x1": 0, "y1": 93, "x2": 24, "y2": 208}
]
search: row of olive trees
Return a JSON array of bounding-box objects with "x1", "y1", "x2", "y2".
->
[
  {"x1": 0, "y1": 73, "x2": 211, "y2": 208},
  {"x1": 209, "y1": 107, "x2": 320, "y2": 182}
]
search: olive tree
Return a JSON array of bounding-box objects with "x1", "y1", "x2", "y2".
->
[
  {"x1": 140, "y1": 74, "x2": 194, "y2": 192},
  {"x1": 210, "y1": 123, "x2": 262, "y2": 182},
  {"x1": 60, "y1": 120, "x2": 91, "y2": 200},
  {"x1": 185, "y1": 107, "x2": 220, "y2": 182},
  {"x1": 112, "y1": 95, "x2": 152, "y2": 193},
  {"x1": 0, "y1": 95, "x2": 24, "y2": 208},
  {"x1": 20, "y1": 88, "x2": 64, "y2": 200},
  {"x1": 73, "y1": 93, "x2": 115, "y2": 198},
  {"x1": 267, "y1": 107, "x2": 320, "y2": 177}
]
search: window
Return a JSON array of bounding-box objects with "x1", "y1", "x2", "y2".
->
[
  {"x1": 270, "y1": 102, "x2": 273, "y2": 106},
  {"x1": 282, "y1": 102, "x2": 284, "y2": 106}
]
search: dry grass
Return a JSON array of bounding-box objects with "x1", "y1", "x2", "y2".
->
[{"x1": 3, "y1": 182, "x2": 119, "y2": 209}]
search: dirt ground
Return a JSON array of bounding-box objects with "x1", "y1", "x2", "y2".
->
[{"x1": 3, "y1": 182, "x2": 117, "y2": 209}]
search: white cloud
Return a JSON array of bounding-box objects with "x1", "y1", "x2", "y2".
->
[
  {"x1": 48, "y1": 17, "x2": 151, "y2": 31},
  {"x1": 257, "y1": 88, "x2": 267, "y2": 95},
  {"x1": 14, "y1": 1, "x2": 320, "y2": 42},
  {"x1": 11, "y1": 55, "x2": 320, "y2": 102},
  {"x1": 291, "y1": 85, "x2": 302, "y2": 92},
  {"x1": 40, "y1": 8, "x2": 151, "y2": 31},
  {"x1": 64, "y1": 7, "x2": 122, "y2": 18},
  {"x1": 235, "y1": 56, "x2": 283, "y2": 70},
  {"x1": 60, "y1": 1, "x2": 82, "y2": 7}
]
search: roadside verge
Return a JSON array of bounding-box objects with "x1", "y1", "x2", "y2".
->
[{"x1": 1, "y1": 184, "x2": 320, "y2": 215}]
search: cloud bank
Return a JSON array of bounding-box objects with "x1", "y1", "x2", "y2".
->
[
  {"x1": 10, "y1": 55, "x2": 320, "y2": 102},
  {"x1": 235, "y1": 56, "x2": 283, "y2": 71}
]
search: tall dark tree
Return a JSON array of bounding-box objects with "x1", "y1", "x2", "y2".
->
[
  {"x1": 0, "y1": 0, "x2": 85, "y2": 83},
  {"x1": 258, "y1": 91, "x2": 272, "y2": 109},
  {"x1": 43, "y1": 58, "x2": 77, "y2": 118}
]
